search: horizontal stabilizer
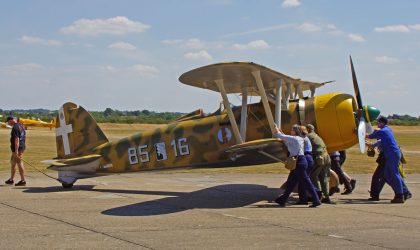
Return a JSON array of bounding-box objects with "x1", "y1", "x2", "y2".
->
[{"x1": 42, "y1": 154, "x2": 102, "y2": 168}]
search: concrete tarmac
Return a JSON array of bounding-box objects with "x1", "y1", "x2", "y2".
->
[{"x1": 1, "y1": 171, "x2": 419, "y2": 249}]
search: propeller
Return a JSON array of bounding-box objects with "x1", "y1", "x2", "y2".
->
[
  {"x1": 358, "y1": 117, "x2": 366, "y2": 153},
  {"x1": 350, "y1": 56, "x2": 380, "y2": 153}
]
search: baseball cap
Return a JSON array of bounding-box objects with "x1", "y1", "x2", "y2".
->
[
  {"x1": 6, "y1": 116, "x2": 15, "y2": 122},
  {"x1": 376, "y1": 115, "x2": 388, "y2": 124}
]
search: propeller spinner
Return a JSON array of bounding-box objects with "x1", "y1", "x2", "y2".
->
[{"x1": 350, "y1": 56, "x2": 380, "y2": 153}]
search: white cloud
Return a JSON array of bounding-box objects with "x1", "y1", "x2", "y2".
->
[
  {"x1": 373, "y1": 56, "x2": 399, "y2": 64},
  {"x1": 326, "y1": 24, "x2": 344, "y2": 35},
  {"x1": 409, "y1": 24, "x2": 420, "y2": 31},
  {"x1": 233, "y1": 40, "x2": 270, "y2": 50},
  {"x1": 0, "y1": 63, "x2": 43, "y2": 75},
  {"x1": 60, "y1": 16, "x2": 150, "y2": 36},
  {"x1": 183, "y1": 38, "x2": 205, "y2": 49},
  {"x1": 161, "y1": 38, "x2": 207, "y2": 49},
  {"x1": 348, "y1": 33, "x2": 365, "y2": 42},
  {"x1": 108, "y1": 42, "x2": 136, "y2": 50},
  {"x1": 184, "y1": 50, "x2": 213, "y2": 60},
  {"x1": 128, "y1": 64, "x2": 159, "y2": 77},
  {"x1": 297, "y1": 22, "x2": 322, "y2": 32},
  {"x1": 19, "y1": 36, "x2": 62, "y2": 46},
  {"x1": 374, "y1": 25, "x2": 410, "y2": 33},
  {"x1": 20, "y1": 36, "x2": 43, "y2": 44},
  {"x1": 282, "y1": 0, "x2": 301, "y2": 8}
]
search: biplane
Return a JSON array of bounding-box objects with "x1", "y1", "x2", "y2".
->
[
  {"x1": 43, "y1": 57, "x2": 380, "y2": 188},
  {"x1": 1, "y1": 117, "x2": 55, "y2": 129}
]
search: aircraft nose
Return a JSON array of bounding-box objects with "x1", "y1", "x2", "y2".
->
[{"x1": 363, "y1": 105, "x2": 380, "y2": 123}]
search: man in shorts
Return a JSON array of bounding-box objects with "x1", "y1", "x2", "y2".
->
[{"x1": 5, "y1": 116, "x2": 27, "y2": 186}]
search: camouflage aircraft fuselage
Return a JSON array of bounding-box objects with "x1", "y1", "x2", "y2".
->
[{"x1": 54, "y1": 92, "x2": 358, "y2": 174}]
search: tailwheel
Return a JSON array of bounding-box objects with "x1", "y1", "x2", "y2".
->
[{"x1": 62, "y1": 183, "x2": 74, "y2": 189}]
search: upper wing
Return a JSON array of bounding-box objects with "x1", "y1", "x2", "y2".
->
[{"x1": 179, "y1": 62, "x2": 328, "y2": 96}]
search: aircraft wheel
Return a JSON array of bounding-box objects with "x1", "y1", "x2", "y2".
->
[{"x1": 62, "y1": 183, "x2": 74, "y2": 189}]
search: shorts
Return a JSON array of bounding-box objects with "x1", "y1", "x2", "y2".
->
[{"x1": 10, "y1": 150, "x2": 24, "y2": 165}]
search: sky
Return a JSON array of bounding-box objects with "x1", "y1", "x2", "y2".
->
[{"x1": 0, "y1": 0, "x2": 419, "y2": 116}]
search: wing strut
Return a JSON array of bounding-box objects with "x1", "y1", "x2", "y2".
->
[
  {"x1": 240, "y1": 87, "x2": 248, "y2": 141},
  {"x1": 282, "y1": 82, "x2": 291, "y2": 110},
  {"x1": 274, "y1": 79, "x2": 282, "y2": 128},
  {"x1": 252, "y1": 70, "x2": 276, "y2": 134},
  {"x1": 310, "y1": 86, "x2": 316, "y2": 97},
  {"x1": 258, "y1": 150, "x2": 282, "y2": 162},
  {"x1": 298, "y1": 99, "x2": 306, "y2": 125},
  {"x1": 215, "y1": 79, "x2": 244, "y2": 144}
]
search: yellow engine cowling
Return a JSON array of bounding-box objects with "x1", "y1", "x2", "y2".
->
[{"x1": 314, "y1": 93, "x2": 358, "y2": 152}]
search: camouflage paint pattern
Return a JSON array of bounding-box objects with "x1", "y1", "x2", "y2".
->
[{"x1": 52, "y1": 92, "x2": 358, "y2": 175}]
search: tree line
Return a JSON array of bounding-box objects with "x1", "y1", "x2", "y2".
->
[
  {"x1": 1, "y1": 108, "x2": 420, "y2": 125},
  {"x1": 0, "y1": 108, "x2": 184, "y2": 124}
]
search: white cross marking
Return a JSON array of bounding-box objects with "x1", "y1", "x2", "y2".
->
[{"x1": 55, "y1": 106, "x2": 73, "y2": 155}]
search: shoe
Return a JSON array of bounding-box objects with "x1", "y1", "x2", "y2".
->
[
  {"x1": 341, "y1": 189, "x2": 352, "y2": 195},
  {"x1": 329, "y1": 187, "x2": 340, "y2": 196},
  {"x1": 350, "y1": 179, "x2": 356, "y2": 191},
  {"x1": 276, "y1": 202, "x2": 286, "y2": 207},
  {"x1": 391, "y1": 198, "x2": 404, "y2": 203},
  {"x1": 309, "y1": 202, "x2": 321, "y2": 208},
  {"x1": 275, "y1": 196, "x2": 286, "y2": 207},
  {"x1": 404, "y1": 192, "x2": 412, "y2": 200},
  {"x1": 5, "y1": 179, "x2": 14, "y2": 185},
  {"x1": 15, "y1": 180, "x2": 26, "y2": 186},
  {"x1": 368, "y1": 197, "x2": 379, "y2": 201},
  {"x1": 321, "y1": 197, "x2": 336, "y2": 204},
  {"x1": 294, "y1": 200, "x2": 308, "y2": 205},
  {"x1": 390, "y1": 194, "x2": 404, "y2": 203}
]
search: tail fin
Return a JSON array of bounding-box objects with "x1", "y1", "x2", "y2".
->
[{"x1": 55, "y1": 102, "x2": 108, "y2": 158}]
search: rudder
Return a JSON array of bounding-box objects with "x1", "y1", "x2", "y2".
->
[{"x1": 55, "y1": 102, "x2": 108, "y2": 158}]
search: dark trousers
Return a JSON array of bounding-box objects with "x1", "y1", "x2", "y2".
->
[
  {"x1": 330, "y1": 157, "x2": 352, "y2": 191},
  {"x1": 384, "y1": 150, "x2": 404, "y2": 195},
  {"x1": 371, "y1": 152, "x2": 410, "y2": 198},
  {"x1": 298, "y1": 153, "x2": 317, "y2": 199},
  {"x1": 339, "y1": 150, "x2": 346, "y2": 166},
  {"x1": 370, "y1": 153, "x2": 386, "y2": 198},
  {"x1": 278, "y1": 156, "x2": 320, "y2": 204}
]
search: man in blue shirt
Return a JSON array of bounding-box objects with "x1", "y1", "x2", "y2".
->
[
  {"x1": 366, "y1": 116, "x2": 404, "y2": 203},
  {"x1": 4, "y1": 116, "x2": 27, "y2": 186}
]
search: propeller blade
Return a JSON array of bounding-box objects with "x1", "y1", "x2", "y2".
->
[
  {"x1": 366, "y1": 123, "x2": 374, "y2": 134},
  {"x1": 350, "y1": 55, "x2": 363, "y2": 109},
  {"x1": 358, "y1": 117, "x2": 367, "y2": 153}
]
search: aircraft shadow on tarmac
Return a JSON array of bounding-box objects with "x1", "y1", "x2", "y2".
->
[
  {"x1": 101, "y1": 184, "x2": 279, "y2": 216},
  {"x1": 21, "y1": 185, "x2": 388, "y2": 216},
  {"x1": 22, "y1": 184, "x2": 279, "y2": 216}
]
